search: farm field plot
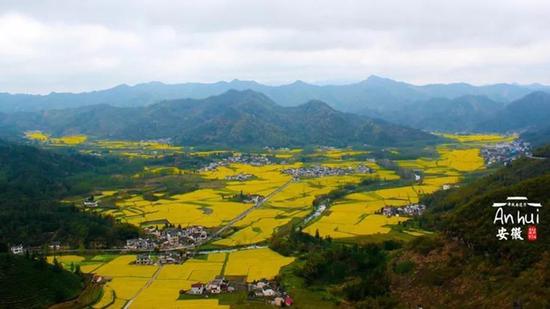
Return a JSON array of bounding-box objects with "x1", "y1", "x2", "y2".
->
[
  {"x1": 132, "y1": 257, "x2": 227, "y2": 308},
  {"x1": 84, "y1": 256, "x2": 159, "y2": 308},
  {"x1": 217, "y1": 168, "x2": 388, "y2": 246},
  {"x1": 304, "y1": 196, "x2": 409, "y2": 238},
  {"x1": 25, "y1": 130, "x2": 49, "y2": 141},
  {"x1": 397, "y1": 145, "x2": 485, "y2": 174},
  {"x1": 47, "y1": 254, "x2": 115, "y2": 273},
  {"x1": 88, "y1": 249, "x2": 288, "y2": 308},
  {"x1": 105, "y1": 188, "x2": 250, "y2": 228},
  {"x1": 436, "y1": 147, "x2": 485, "y2": 172},
  {"x1": 24, "y1": 130, "x2": 88, "y2": 145},
  {"x1": 93, "y1": 255, "x2": 158, "y2": 278},
  {"x1": 50, "y1": 134, "x2": 88, "y2": 145},
  {"x1": 92, "y1": 285, "x2": 115, "y2": 308},
  {"x1": 440, "y1": 133, "x2": 516, "y2": 143},
  {"x1": 322, "y1": 149, "x2": 370, "y2": 159},
  {"x1": 224, "y1": 248, "x2": 294, "y2": 282},
  {"x1": 39, "y1": 139, "x2": 504, "y2": 308},
  {"x1": 304, "y1": 142, "x2": 486, "y2": 239},
  {"x1": 214, "y1": 216, "x2": 292, "y2": 246}
]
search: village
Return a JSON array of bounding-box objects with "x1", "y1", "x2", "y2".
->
[
  {"x1": 481, "y1": 139, "x2": 531, "y2": 166},
  {"x1": 225, "y1": 173, "x2": 254, "y2": 181},
  {"x1": 182, "y1": 276, "x2": 294, "y2": 307},
  {"x1": 379, "y1": 203, "x2": 426, "y2": 217},
  {"x1": 281, "y1": 164, "x2": 373, "y2": 178},
  {"x1": 200, "y1": 153, "x2": 273, "y2": 172},
  {"x1": 125, "y1": 225, "x2": 209, "y2": 252}
]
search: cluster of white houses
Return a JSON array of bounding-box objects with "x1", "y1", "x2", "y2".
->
[
  {"x1": 135, "y1": 251, "x2": 189, "y2": 265},
  {"x1": 184, "y1": 277, "x2": 294, "y2": 307},
  {"x1": 125, "y1": 225, "x2": 209, "y2": 251},
  {"x1": 481, "y1": 140, "x2": 531, "y2": 166},
  {"x1": 186, "y1": 276, "x2": 237, "y2": 295},
  {"x1": 248, "y1": 279, "x2": 294, "y2": 307},
  {"x1": 201, "y1": 153, "x2": 273, "y2": 172},
  {"x1": 281, "y1": 164, "x2": 373, "y2": 178},
  {"x1": 225, "y1": 173, "x2": 254, "y2": 181},
  {"x1": 10, "y1": 245, "x2": 25, "y2": 255},
  {"x1": 380, "y1": 204, "x2": 426, "y2": 217}
]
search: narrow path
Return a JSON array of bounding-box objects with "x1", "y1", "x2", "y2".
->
[{"x1": 123, "y1": 265, "x2": 163, "y2": 309}]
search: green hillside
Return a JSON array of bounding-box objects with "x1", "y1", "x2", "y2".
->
[
  {"x1": 0, "y1": 90, "x2": 440, "y2": 148},
  {"x1": 389, "y1": 151, "x2": 550, "y2": 307},
  {"x1": 0, "y1": 253, "x2": 82, "y2": 309},
  {"x1": 0, "y1": 140, "x2": 139, "y2": 247}
]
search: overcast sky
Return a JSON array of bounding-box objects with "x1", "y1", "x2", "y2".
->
[{"x1": 1, "y1": 0, "x2": 550, "y2": 94}]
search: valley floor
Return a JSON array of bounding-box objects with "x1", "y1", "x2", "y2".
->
[{"x1": 39, "y1": 133, "x2": 518, "y2": 308}]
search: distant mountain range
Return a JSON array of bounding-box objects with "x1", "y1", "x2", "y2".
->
[
  {"x1": 1, "y1": 76, "x2": 550, "y2": 140},
  {"x1": 380, "y1": 95, "x2": 504, "y2": 132},
  {"x1": 2, "y1": 76, "x2": 550, "y2": 114},
  {"x1": 1, "y1": 90, "x2": 439, "y2": 147}
]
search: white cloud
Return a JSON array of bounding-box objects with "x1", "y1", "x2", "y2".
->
[{"x1": 1, "y1": 0, "x2": 550, "y2": 93}]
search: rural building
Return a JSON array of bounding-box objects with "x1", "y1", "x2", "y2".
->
[
  {"x1": 189, "y1": 283, "x2": 205, "y2": 295},
  {"x1": 135, "y1": 253, "x2": 153, "y2": 265},
  {"x1": 10, "y1": 245, "x2": 24, "y2": 255}
]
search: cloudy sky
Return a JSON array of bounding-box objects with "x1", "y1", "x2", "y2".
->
[{"x1": 1, "y1": 0, "x2": 550, "y2": 94}]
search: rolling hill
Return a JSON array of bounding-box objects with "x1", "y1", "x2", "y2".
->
[
  {"x1": 478, "y1": 91, "x2": 550, "y2": 132},
  {"x1": 2, "y1": 90, "x2": 440, "y2": 147},
  {"x1": 381, "y1": 95, "x2": 504, "y2": 131},
  {"x1": 0, "y1": 139, "x2": 139, "y2": 247},
  {"x1": 390, "y1": 152, "x2": 550, "y2": 307}
]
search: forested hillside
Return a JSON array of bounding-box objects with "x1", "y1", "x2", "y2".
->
[
  {"x1": 0, "y1": 252, "x2": 83, "y2": 309},
  {"x1": 390, "y1": 152, "x2": 550, "y2": 307},
  {"x1": 0, "y1": 140, "x2": 139, "y2": 247},
  {"x1": 0, "y1": 90, "x2": 440, "y2": 148}
]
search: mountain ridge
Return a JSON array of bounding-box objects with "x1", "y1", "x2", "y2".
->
[
  {"x1": 2, "y1": 76, "x2": 550, "y2": 114},
  {"x1": 1, "y1": 90, "x2": 439, "y2": 148}
]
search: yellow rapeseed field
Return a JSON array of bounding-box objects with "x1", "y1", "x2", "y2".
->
[
  {"x1": 224, "y1": 248, "x2": 294, "y2": 281},
  {"x1": 92, "y1": 285, "x2": 115, "y2": 308},
  {"x1": 436, "y1": 147, "x2": 485, "y2": 172},
  {"x1": 24, "y1": 130, "x2": 49, "y2": 141},
  {"x1": 50, "y1": 134, "x2": 88, "y2": 145},
  {"x1": 441, "y1": 133, "x2": 516, "y2": 143}
]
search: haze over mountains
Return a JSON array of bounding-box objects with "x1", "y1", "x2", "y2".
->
[
  {"x1": 0, "y1": 76, "x2": 550, "y2": 112},
  {"x1": 2, "y1": 76, "x2": 550, "y2": 146},
  {"x1": 2, "y1": 76, "x2": 550, "y2": 114},
  {"x1": 1, "y1": 90, "x2": 437, "y2": 147}
]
